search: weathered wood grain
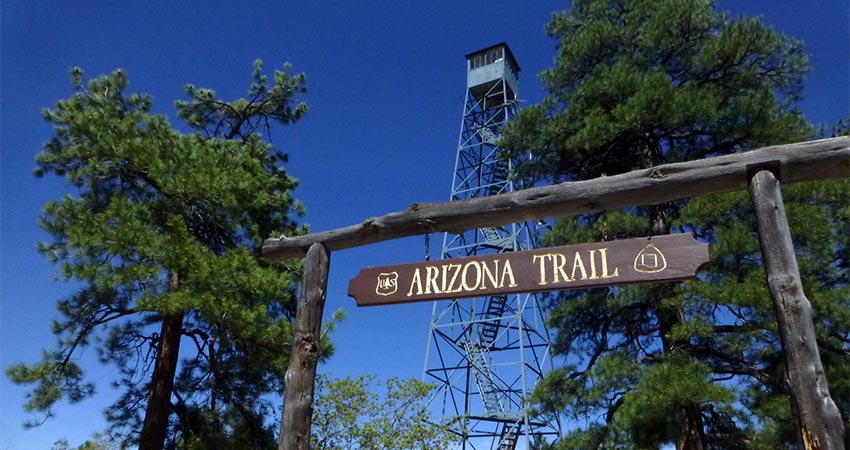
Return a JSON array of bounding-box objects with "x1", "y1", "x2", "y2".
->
[
  {"x1": 749, "y1": 169, "x2": 846, "y2": 450},
  {"x1": 263, "y1": 137, "x2": 849, "y2": 261},
  {"x1": 278, "y1": 243, "x2": 330, "y2": 450}
]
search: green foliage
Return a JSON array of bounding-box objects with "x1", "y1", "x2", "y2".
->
[
  {"x1": 310, "y1": 375, "x2": 458, "y2": 450},
  {"x1": 500, "y1": 0, "x2": 849, "y2": 448},
  {"x1": 177, "y1": 60, "x2": 308, "y2": 141},
  {"x1": 50, "y1": 434, "x2": 121, "y2": 450},
  {"x1": 830, "y1": 117, "x2": 850, "y2": 137},
  {"x1": 501, "y1": 0, "x2": 812, "y2": 181},
  {"x1": 5, "y1": 353, "x2": 92, "y2": 425},
  {"x1": 7, "y1": 62, "x2": 318, "y2": 447},
  {"x1": 176, "y1": 405, "x2": 278, "y2": 450},
  {"x1": 618, "y1": 358, "x2": 731, "y2": 446}
]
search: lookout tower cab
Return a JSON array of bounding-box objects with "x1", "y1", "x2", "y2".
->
[{"x1": 466, "y1": 43, "x2": 519, "y2": 109}]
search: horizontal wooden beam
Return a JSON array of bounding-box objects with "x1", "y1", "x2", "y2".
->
[{"x1": 263, "y1": 137, "x2": 850, "y2": 261}]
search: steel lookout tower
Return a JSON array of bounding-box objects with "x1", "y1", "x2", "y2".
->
[{"x1": 423, "y1": 43, "x2": 560, "y2": 450}]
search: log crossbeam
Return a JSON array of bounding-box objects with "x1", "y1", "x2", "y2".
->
[{"x1": 263, "y1": 137, "x2": 849, "y2": 261}]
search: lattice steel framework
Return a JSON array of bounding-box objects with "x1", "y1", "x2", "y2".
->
[{"x1": 423, "y1": 43, "x2": 560, "y2": 450}]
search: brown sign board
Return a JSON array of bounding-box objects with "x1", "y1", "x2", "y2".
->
[{"x1": 348, "y1": 233, "x2": 710, "y2": 307}]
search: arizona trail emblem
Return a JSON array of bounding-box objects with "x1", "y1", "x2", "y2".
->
[{"x1": 633, "y1": 243, "x2": 667, "y2": 273}]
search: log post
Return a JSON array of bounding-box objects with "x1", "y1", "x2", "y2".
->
[
  {"x1": 748, "y1": 169, "x2": 846, "y2": 450},
  {"x1": 278, "y1": 243, "x2": 331, "y2": 450}
]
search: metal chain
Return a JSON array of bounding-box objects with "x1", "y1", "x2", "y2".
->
[
  {"x1": 601, "y1": 213, "x2": 608, "y2": 242},
  {"x1": 424, "y1": 233, "x2": 431, "y2": 261}
]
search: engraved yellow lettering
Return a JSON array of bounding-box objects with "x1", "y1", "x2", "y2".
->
[
  {"x1": 447, "y1": 263, "x2": 463, "y2": 293},
  {"x1": 533, "y1": 254, "x2": 550, "y2": 285},
  {"x1": 588, "y1": 249, "x2": 598, "y2": 279},
  {"x1": 441, "y1": 264, "x2": 449, "y2": 292},
  {"x1": 462, "y1": 261, "x2": 482, "y2": 291},
  {"x1": 425, "y1": 266, "x2": 441, "y2": 294},
  {"x1": 407, "y1": 268, "x2": 423, "y2": 297},
  {"x1": 553, "y1": 253, "x2": 572, "y2": 283},
  {"x1": 481, "y1": 259, "x2": 500, "y2": 288},
  {"x1": 501, "y1": 259, "x2": 517, "y2": 287},
  {"x1": 599, "y1": 248, "x2": 619, "y2": 278},
  {"x1": 571, "y1": 252, "x2": 588, "y2": 280}
]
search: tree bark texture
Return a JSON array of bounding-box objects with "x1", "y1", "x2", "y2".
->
[
  {"x1": 656, "y1": 281, "x2": 706, "y2": 450},
  {"x1": 139, "y1": 271, "x2": 184, "y2": 450},
  {"x1": 278, "y1": 243, "x2": 331, "y2": 450},
  {"x1": 263, "y1": 137, "x2": 849, "y2": 261},
  {"x1": 748, "y1": 169, "x2": 846, "y2": 450},
  {"x1": 677, "y1": 403, "x2": 706, "y2": 450}
]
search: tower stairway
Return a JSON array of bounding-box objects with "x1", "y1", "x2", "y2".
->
[
  {"x1": 485, "y1": 159, "x2": 508, "y2": 196},
  {"x1": 464, "y1": 341, "x2": 503, "y2": 415},
  {"x1": 498, "y1": 422, "x2": 520, "y2": 450},
  {"x1": 479, "y1": 296, "x2": 507, "y2": 345},
  {"x1": 480, "y1": 161, "x2": 512, "y2": 249}
]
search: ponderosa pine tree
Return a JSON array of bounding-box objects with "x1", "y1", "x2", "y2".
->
[
  {"x1": 500, "y1": 0, "x2": 849, "y2": 448},
  {"x1": 6, "y1": 61, "x2": 321, "y2": 450}
]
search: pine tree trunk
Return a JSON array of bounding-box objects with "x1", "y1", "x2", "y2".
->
[
  {"x1": 651, "y1": 204, "x2": 707, "y2": 450},
  {"x1": 139, "y1": 271, "x2": 184, "y2": 450},
  {"x1": 656, "y1": 304, "x2": 706, "y2": 450},
  {"x1": 677, "y1": 402, "x2": 706, "y2": 450},
  {"x1": 749, "y1": 169, "x2": 846, "y2": 450}
]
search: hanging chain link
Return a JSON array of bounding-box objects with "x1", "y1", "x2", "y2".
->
[
  {"x1": 601, "y1": 213, "x2": 609, "y2": 242},
  {"x1": 424, "y1": 233, "x2": 431, "y2": 261}
]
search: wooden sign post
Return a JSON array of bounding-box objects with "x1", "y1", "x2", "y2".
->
[
  {"x1": 349, "y1": 234, "x2": 709, "y2": 306},
  {"x1": 749, "y1": 169, "x2": 845, "y2": 450},
  {"x1": 278, "y1": 243, "x2": 330, "y2": 450}
]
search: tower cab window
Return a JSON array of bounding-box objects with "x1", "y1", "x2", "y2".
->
[{"x1": 471, "y1": 47, "x2": 506, "y2": 69}]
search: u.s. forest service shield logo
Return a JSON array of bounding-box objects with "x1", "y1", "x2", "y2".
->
[{"x1": 375, "y1": 272, "x2": 399, "y2": 296}]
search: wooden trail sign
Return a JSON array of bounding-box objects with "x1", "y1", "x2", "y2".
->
[{"x1": 348, "y1": 233, "x2": 709, "y2": 306}]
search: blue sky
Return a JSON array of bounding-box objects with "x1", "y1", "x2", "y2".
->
[{"x1": 1, "y1": 1, "x2": 847, "y2": 449}]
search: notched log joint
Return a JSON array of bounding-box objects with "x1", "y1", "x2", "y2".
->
[{"x1": 746, "y1": 160, "x2": 782, "y2": 184}]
